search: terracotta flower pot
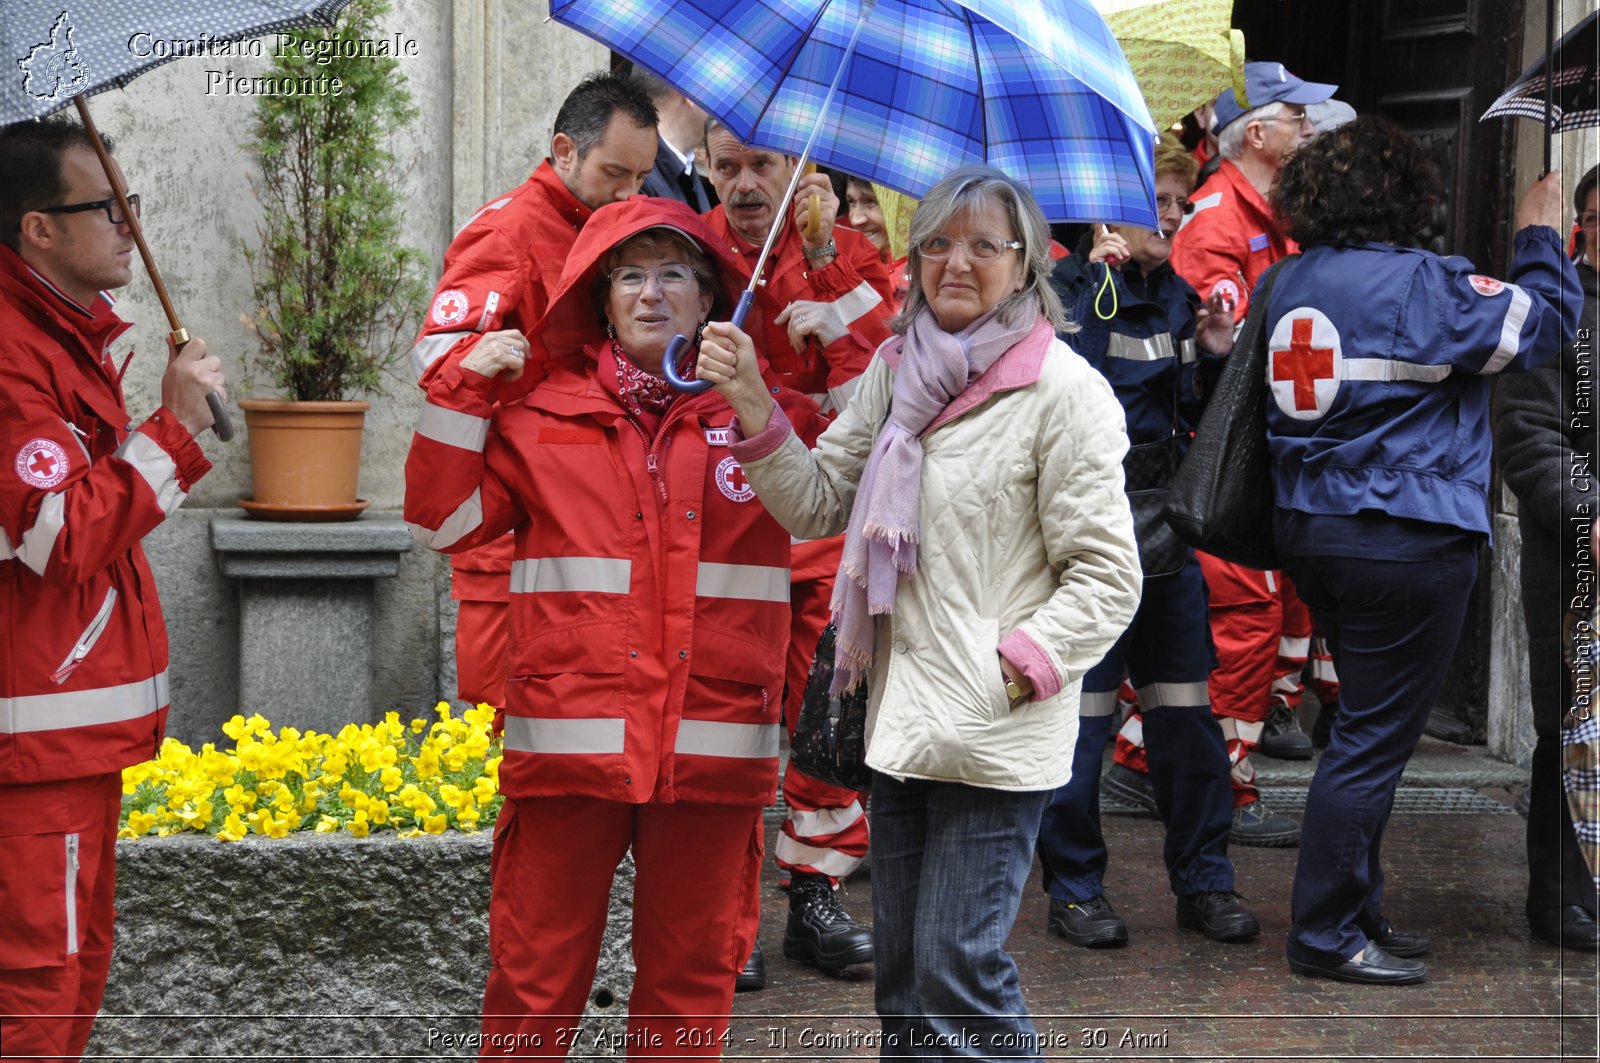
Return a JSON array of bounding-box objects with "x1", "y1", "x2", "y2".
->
[{"x1": 238, "y1": 399, "x2": 371, "y2": 521}]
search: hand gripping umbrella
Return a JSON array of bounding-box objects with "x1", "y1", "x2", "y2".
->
[
  {"x1": 1, "y1": 1, "x2": 360, "y2": 440},
  {"x1": 1480, "y1": 6, "x2": 1597, "y2": 174},
  {"x1": 550, "y1": 0, "x2": 1159, "y2": 392}
]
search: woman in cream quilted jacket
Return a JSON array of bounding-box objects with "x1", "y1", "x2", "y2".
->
[{"x1": 698, "y1": 164, "x2": 1141, "y2": 1061}]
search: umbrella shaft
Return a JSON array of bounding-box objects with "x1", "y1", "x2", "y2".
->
[{"x1": 741, "y1": 0, "x2": 878, "y2": 298}]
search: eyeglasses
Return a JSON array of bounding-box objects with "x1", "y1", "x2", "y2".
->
[
  {"x1": 40, "y1": 193, "x2": 140, "y2": 226},
  {"x1": 918, "y1": 234, "x2": 1023, "y2": 261},
  {"x1": 1259, "y1": 108, "x2": 1314, "y2": 131},
  {"x1": 608, "y1": 263, "x2": 700, "y2": 293},
  {"x1": 1156, "y1": 194, "x2": 1195, "y2": 215},
  {"x1": 1580, "y1": 211, "x2": 1600, "y2": 229}
]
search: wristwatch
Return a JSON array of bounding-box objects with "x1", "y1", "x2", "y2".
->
[
  {"x1": 801, "y1": 238, "x2": 837, "y2": 262},
  {"x1": 1004, "y1": 675, "x2": 1024, "y2": 701}
]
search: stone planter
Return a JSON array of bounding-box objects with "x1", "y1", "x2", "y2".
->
[{"x1": 91, "y1": 832, "x2": 636, "y2": 1061}]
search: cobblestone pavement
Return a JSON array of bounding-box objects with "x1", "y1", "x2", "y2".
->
[{"x1": 730, "y1": 789, "x2": 1598, "y2": 1062}]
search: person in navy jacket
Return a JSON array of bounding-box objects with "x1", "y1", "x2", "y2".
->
[
  {"x1": 1265, "y1": 116, "x2": 1580, "y2": 985},
  {"x1": 1035, "y1": 138, "x2": 1276, "y2": 952}
]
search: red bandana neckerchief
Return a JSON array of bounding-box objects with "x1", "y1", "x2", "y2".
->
[{"x1": 613, "y1": 342, "x2": 679, "y2": 418}]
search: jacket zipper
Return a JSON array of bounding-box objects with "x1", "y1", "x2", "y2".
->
[
  {"x1": 65, "y1": 833, "x2": 81, "y2": 956},
  {"x1": 626, "y1": 417, "x2": 669, "y2": 504},
  {"x1": 51, "y1": 586, "x2": 118, "y2": 684}
]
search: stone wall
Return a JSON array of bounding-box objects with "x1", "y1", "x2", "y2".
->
[
  {"x1": 93, "y1": 1, "x2": 608, "y2": 737},
  {"x1": 90, "y1": 834, "x2": 638, "y2": 1061}
]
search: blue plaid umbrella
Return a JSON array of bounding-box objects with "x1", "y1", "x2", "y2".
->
[{"x1": 550, "y1": 0, "x2": 1159, "y2": 227}]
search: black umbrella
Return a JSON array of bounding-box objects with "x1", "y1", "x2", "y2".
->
[
  {"x1": 1481, "y1": 6, "x2": 1597, "y2": 173},
  {"x1": 2, "y1": 2, "x2": 359, "y2": 440}
]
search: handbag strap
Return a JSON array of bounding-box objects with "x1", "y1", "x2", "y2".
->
[{"x1": 1235, "y1": 254, "x2": 1301, "y2": 367}]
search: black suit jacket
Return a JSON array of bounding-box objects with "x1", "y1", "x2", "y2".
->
[{"x1": 640, "y1": 136, "x2": 717, "y2": 212}]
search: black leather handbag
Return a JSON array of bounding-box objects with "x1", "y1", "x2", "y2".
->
[
  {"x1": 1125, "y1": 436, "x2": 1184, "y2": 578},
  {"x1": 1163, "y1": 256, "x2": 1299, "y2": 570},
  {"x1": 789, "y1": 623, "x2": 871, "y2": 792}
]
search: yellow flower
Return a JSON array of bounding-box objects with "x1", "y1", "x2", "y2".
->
[
  {"x1": 422, "y1": 813, "x2": 448, "y2": 835},
  {"x1": 368, "y1": 799, "x2": 391, "y2": 826},
  {"x1": 315, "y1": 815, "x2": 340, "y2": 833},
  {"x1": 378, "y1": 766, "x2": 403, "y2": 793},
  {"x1": 125, "y1": 809, "x2": 156, "y2": 837},
  {"x1": 346, "y1": 812, "x2": 370, "y2": 838},
  {"x1": 217, "y1": 812, "x2": 247, "y2": 842}
]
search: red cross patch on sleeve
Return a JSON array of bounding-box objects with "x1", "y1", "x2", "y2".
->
[
  {"x1": 15, "y1": 438, "x2": 70, "y2": 489},
  {"x1": 1467, "y1": 275, "x2": 1505, "y2": 297}
]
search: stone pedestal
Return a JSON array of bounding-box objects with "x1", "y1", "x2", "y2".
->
[{"x1": 211, "y1": 512, "x2": 412, "y2": 731}]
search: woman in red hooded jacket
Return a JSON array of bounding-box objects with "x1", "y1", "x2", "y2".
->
[{"x1": 404, "y1": 198, "x2": 824, "y2": 1057}]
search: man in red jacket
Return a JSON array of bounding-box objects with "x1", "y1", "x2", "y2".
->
[
  {"x1": 407, "y1": 72, "x2": 658, "y2": 715},
  {"x1": 1164, "y1": 63, "x2": 1339, "y2": 844},
  {"x1": 700, "y1": 120, "x2": 895, "y2": 981},
  {"x1": 0, "y1": 118, "x2": 224, "y2": 1058}
]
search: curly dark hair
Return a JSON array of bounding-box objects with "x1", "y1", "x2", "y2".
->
[{"x1": 1270, "y1": 115, "x2": 1444, "y2": 247}]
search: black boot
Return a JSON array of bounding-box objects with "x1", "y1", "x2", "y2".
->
[
  {"x1": 735, "y1": 940, "x2": 767, "y2": 992},
  {"x1": 784, "y1": 873, "x2": 874, "y2": 973}
]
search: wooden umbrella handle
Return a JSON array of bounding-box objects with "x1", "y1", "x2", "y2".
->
[{"x1": 73, "y1": 98, "x2": 233, "y2": 442}]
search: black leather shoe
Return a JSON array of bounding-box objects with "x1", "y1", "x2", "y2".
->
[
  {"x1": 784, "y1": 874, "x2": 874, "y2": 973},
  {"x1": 1102, "y1": 762, "x2": 1159, "y2": 816},
  {"x1": 1529, "y1": 905, "x2": 1600, "y2": 950},
  {"x1": 1374, "y1": 925, "x2": 1432, "y2": 958},
  {"x1": 735, "y1": 941, "x2": 766, "y2": 992},
  {"x1": 1047, "y1": 895, "x2": 1129, "y2": 948},
  {"x1": 1176, "y1": 891, "x2": 1261, "y2": 942},
  {"x1": 1289, "y1": 943, "x2": 1427, "y2": 985}
]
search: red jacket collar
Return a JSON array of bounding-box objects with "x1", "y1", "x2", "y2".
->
[
  {"x1": 530, "y1": 160, "x2": 593, "y2": 231},
  {"x1": 0, "y1": 244, "x2": 132, "y2": 358},
  {"x1": 1215, "y1": 159, "x2": 1278, "y2": 227}
]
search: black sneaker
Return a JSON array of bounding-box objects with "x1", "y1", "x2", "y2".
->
[
  {"x1": 784, "y1": 874, "x2": 874, "y2": 973},
  {"x1": 1229, "y1": 799, "x2": 1301, "y2": 847},
  {"x1": 735, "y1": 941, "x2": 766, "y2": 992},
  {"x1": 1176, "y1": 890, "x2": 1261, "y2": 942},
  {"x1": 1259, "y1": 698, "x2": 1313, "y2": 760},
  {"x1": 1101, "y1": 762, "x2": 1159, "y2": 816},
  {"x1": 1047, "y1": 895, "x2": 1129, "y2": 948}
]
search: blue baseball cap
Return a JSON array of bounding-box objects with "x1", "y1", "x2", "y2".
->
[{"x1": 1211, "y1": 62, "x2": 1338, "y2": 133}]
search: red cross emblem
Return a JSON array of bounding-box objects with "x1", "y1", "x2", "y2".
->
[
  {"x1": 715, "y1": 455, "x2": 754, "y2": 502},
  {"x1": 1267, "y1": 308, "x2": 1342, "y2": 421},
  {"x1": 15, "y1": 437, "x2": 69, "y2": 489},
  {"x1": 430, "y1": 288, "x2": 470, "y2": 327}
]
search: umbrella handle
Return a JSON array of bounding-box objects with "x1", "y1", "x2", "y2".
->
[{"x1": 662, "y1": 291, "x2": 756, "y2": 393}]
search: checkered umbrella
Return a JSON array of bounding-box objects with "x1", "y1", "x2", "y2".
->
[
  {"x1": 1480, "y1": 7, "x2": 1597, "y2": 172},
  {"x1": 1, "y1": 1, "x2": 354, "y2": 124},
  {"x1": 550, "y1": 0, "x2": 1160, "y2": 227},
  {"x1": 0, "y1": 1, "x2": 356, "y2": 439}
]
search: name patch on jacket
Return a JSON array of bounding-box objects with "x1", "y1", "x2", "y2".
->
[
  {"x1": 704, "y1": 426, "x2": 734, "y2": 447},
  {"x1": 15, "y1": 438, "x2": 69, "y2": 489},
  {"x1": 1248, "y1": 233, "x2": 1271, "y2": 252},
  {"x1": 714, "y1": 456, "x2": 754, "y2": 502}
]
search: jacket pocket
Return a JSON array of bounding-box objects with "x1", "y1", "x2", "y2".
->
[
  {"x1": 509, "y1": 620, "x2": 628, "y2": 712},
  {"x1": 50, "y1": 586, "x2": 117, "y2": 684}
]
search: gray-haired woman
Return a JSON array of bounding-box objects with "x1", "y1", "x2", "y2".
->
[{"x1": 696, "y1": 165, "x2": 1141, "y2": 1058}]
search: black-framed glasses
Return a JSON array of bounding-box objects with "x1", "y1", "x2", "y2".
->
[
  {"x1": 1156, "y1": 194, "x2": 1195, "y2": 215},
  {"x1": 918, "y1": 234, "x2": 1023, "y2": 261},
  {"x1": 40, "y1": 193, "x2": 140, "y2": 226}
]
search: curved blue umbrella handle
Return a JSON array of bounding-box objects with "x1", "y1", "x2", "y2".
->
[{"x1": 663, "y1": 290, "x2": 757, "y2": 393}]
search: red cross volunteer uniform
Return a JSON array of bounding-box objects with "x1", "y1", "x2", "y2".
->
[{"x1": 0, "y1": 244, "x2": 211, "y2": 1058}]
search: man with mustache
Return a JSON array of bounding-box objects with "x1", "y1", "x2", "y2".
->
[{"x1": 701, "y1": 119, "x2": 895, "y2": 987}]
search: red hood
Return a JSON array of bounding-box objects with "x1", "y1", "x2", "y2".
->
[{"x1": 535, "y1": 197, "x2": 754, "y2": 358}]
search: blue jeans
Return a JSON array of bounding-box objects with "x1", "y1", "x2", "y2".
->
[{"x1": 870, "y1": 772, "x2": 1051, "y2": 1061}]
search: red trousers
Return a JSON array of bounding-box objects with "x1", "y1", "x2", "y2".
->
[
  {"x1": 481, "y1": 797, "x2": 763, "y2": 1060},
  {"x1": 457, "y1": 599, "x2": 509, "y2": 710},
  {"x1": 0, "y1": 773, "x2": 121, "y2": 1062},
  {"x1": 777, "y1": 568, "x2": 869, "y2": 885}
]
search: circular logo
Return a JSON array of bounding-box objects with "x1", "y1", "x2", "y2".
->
[
  {"x1": 1267, "y1": 307, "x2": 1343, "y2": 421},
  {"x1": 430, "y1": 289, "x2": 471, "y2": 328},
  {"x1": 1209, "y1": 278, "x2": 1242, "y2": 313},
  {"x1": 714, "y1": 455, "x2": 754, "y2": 503},
  {"x1": 1467, "y1": 274, "x2": 1505, "y2": 297},
  {"x1": 15, "y1": 438, "x2": 69, "y2": 489}
]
